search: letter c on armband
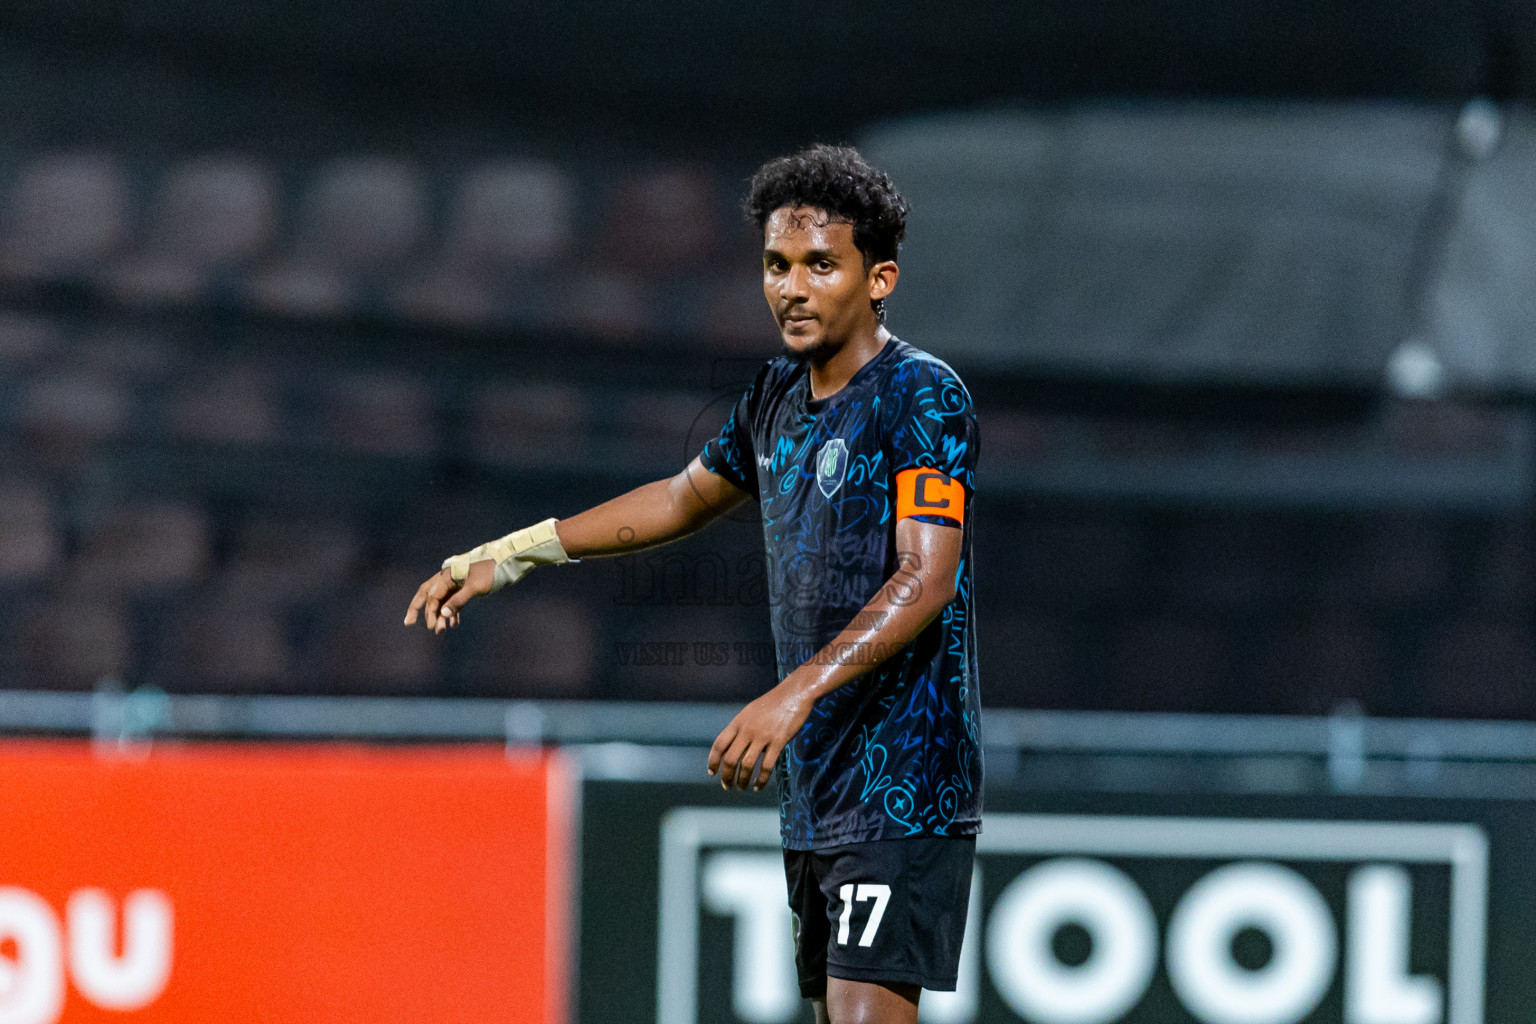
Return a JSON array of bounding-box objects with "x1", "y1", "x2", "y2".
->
[{"x1": 894, "y1": 468, "x2": 965, "y2": 527}]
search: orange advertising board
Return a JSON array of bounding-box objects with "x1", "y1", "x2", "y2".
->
[{"x1": 0, "y1": 741, "x2": 571, "y2": 1024}]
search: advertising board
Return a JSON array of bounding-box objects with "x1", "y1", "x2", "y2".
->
[
  {"x1": 0, "y1": 741, "x2": 571, "y2": 1024},
  {"x1": 576, "y1": 781, "x2": 1530, "y2": 1024}
]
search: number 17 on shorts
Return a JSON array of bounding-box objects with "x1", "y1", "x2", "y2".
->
[
  {"x1": 837, "y1": 883, "x2": 892, "y2": 947},
  {"x1": 785, "y1": 835, "x2": 976, "y2": 996}
]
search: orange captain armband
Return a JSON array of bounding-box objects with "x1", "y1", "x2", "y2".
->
[{"x1": 894, "y1": 468, "x2": 966, "y2": 526}]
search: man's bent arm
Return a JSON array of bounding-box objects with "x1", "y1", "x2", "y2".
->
[
  {"x1": 404, "y1": 458, "x2": 749, "y2": 631},
  {"x1": 708, "y1": 516, "x2": 963, "y2": 790},
  {"x1": 556, "y1": 458, "x2": 749, "y2": 557}
]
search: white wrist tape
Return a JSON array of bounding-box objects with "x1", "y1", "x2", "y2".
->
[{"x1": 441, "y1": 517, "x2": 574, "y2": 592}]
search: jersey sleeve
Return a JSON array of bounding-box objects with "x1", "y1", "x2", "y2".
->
[
  {"x1": 697, "y1": 373, "x2": 761, "y2": 496},
  {"x1": 882, "y1": 358, "x2": 978, "y2": 526}
]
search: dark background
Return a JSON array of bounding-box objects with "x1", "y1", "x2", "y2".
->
[
  {"x1": 2, "y1": 1, "x2": 1533, "y2": 152},
  {"x1": 0, "y1": 1, "x2": 1534, "y2": 720}
]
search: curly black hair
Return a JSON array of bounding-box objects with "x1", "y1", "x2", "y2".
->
[{"x1": 744, "y1": 144, "x2": 908, "y2": 269}]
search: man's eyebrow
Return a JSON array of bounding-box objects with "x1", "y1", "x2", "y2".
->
[{"x1": 761, "y1": 247, "x2": 838, "y2": 262}]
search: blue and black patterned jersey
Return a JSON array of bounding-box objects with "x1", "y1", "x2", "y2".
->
[{"x1": 698, "y1": 336, "x2": 981, "y2": 850}]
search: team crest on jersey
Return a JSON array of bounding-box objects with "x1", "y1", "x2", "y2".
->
[{"x1": 816, "y1": 438, "x2": 849, "y2": 498}]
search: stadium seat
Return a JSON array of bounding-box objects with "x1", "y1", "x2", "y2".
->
[
  {"x1": 396, "y1": 159, "x2": 574, "y2": 326},
  {"x1": 555, "y1": 269, "x2": 652, "y2": 339},
  {"x1": 322, "y1": 370, "x2": 436, "y2": 458},
  {"x1": 248, "y1": 156, "x2": 427, "y2": 317},
  {"x1": 453, "y1": 595, "x2": 596, "y2": 698},
  {"x1": 0, "y1": 152, "x2": 130, "y2": 283},
  {"x1": 376, "y1": 490, "x2": 522, "y2": 572},
  {"x1": 468, "y1": 380, "x2": 589, "y2": 469},
  {"x1": 71, "y1": 499, "x2": 211, "y2": 594},
  {"x1": 73, "y1": 327, "x2": 174, "y2": 382},
  {"x1": 700, "y1": 273, "x2": 774, "y2": 354},
  {"x1": 166, "y1": 364, "x2": 282, "y2": 445},
  {"x1": 15, "y1": 596, "x2": 132, "y2": 690},
  {"x1": 595, "y1": 164, "x2": 719, "y2": 272},
  {"x1": 395, "y1": 159, "x2": 572, "y2": 328},
  {"x1": 449, "y1": 159, "x2": 573, "y2": 267},
  {"x1": 311, "y1": 571, "x2": 441, "y2": 695},
  {"x1": 17, "y1": 370, "x2": 131, "y2": 471},
  {"x1": 107, "y1": 156, "x2": 277, "y2": 304},
  {"x1": 0, "y1": 313, "x2": 58, "y2": 368},
  {"x1": 616, "y1": 390, "x2": 715, "y2": 471},
  {"x1": 154, "y1": 597, "x2": 295, "y2": 693},
  {"x1": 298, "y1": 156, "x2": 430, "y2": 268},
  {"x1": 0, "y1": 479, "x2": 60, "y2": 584},
  {"x1": 221, "y1": 518, "x2": 360, "y2": 605}
]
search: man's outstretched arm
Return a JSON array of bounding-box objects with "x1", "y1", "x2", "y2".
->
[
  {"x1": 707, "y1": 516, "x2": 964, "y2": 790},
  {"x1": 403, "y1": 458, "x2": 749, "y2": 633}
]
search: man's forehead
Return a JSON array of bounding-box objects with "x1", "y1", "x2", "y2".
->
[{"x1": 764, "y1": 206, "x2": 855, "y2": 247}]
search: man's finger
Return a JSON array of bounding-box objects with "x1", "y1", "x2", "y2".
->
[
  {"x1": 404, "y1": 582, "x2": 431, "y2": 626},
  {"x1": 736, "y1": 741, "x2": 766, "y2": 791},
  {"x1": 438, "y1": 563, "x2": 490, "y2": 631},
  {"x1": 719, "y1": 733, "x2": 751, "y2": 790},
  {"x1": 708, "y1": 723, "x2": 739, "y2": 776},
  {"x1": 424, "y1": 583, "x2": 445, "y2": 632},
  {"x1": 442, "y1": 585, "x2": 475, "y2": 616},
  {"x1": 753, "y1": 741, "x2": 784, "y2": 791}
]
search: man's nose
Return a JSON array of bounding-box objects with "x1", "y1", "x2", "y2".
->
[{"x1": 781, "y1": 264, "x2": 811, "y2": 299}]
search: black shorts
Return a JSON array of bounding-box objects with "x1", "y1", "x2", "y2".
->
[{"x1": 783, "y1": 835, "x2": 976, "y2": 998}]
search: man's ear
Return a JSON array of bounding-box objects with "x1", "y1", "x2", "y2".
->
[{"x1": 868, "y1": 260, "x2": 899, "y2": 303}]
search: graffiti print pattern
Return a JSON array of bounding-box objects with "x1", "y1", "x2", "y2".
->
[{"x1": 700, "y1": 337, "x2": 982, "y2": 850}]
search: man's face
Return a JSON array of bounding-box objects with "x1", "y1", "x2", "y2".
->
[{"x1": 762, "y1": 206, "x2": 877, "y2": 365}]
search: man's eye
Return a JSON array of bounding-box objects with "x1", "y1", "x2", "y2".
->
[{"x1": 814, "y1": 260, "x2": 832, "y2": 271}]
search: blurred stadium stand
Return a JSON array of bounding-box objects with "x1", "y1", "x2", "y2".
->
[
  {"x1": 0, "y1": 96, "x2": 1530, "y2": 720},
  {"x1": 867, "y1": 103, "x2": 1536, "y2": 390}
]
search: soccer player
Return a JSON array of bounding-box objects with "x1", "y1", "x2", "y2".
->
[{"x1": 404, "y1": 144, "x2": 980, "y2": 1024}]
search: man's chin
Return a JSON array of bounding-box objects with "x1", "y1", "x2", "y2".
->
[{"x1": 781, "y1": 334, "x2": 834, "y2": 366}]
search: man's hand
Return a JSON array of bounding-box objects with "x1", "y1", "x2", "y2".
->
[
  {"x1": 705, "y1": 519, "x2": 962, "y2": 793},
  {"x1": 403, "y1": 559, "x2": 495, "y2": 633},
  {"x1": 707, "y1": 681, "x2": 814, "y2": 791}
]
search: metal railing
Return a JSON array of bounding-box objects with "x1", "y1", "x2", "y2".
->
[{"x1": 7, "y1": 686, "x2": 1536, "y2": 798}]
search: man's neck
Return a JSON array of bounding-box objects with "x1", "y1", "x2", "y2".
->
[{"x1": 808, "y1": 325, "x2": 891, "y2": 401}]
